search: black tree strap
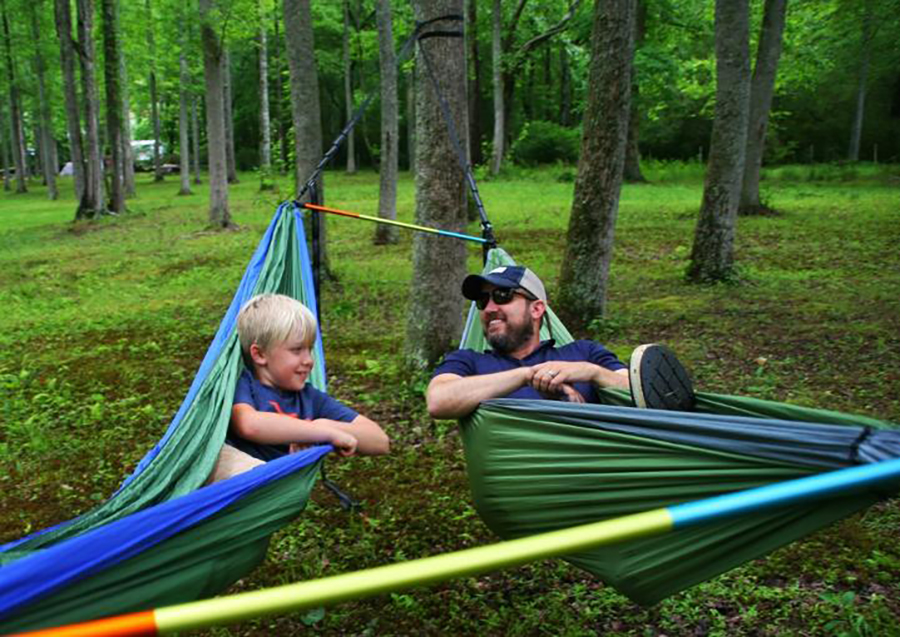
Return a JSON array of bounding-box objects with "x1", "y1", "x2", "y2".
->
[
  {"x1": 414, "y1": 24, "x2": 497, "y2": 261},
  {"x1": 293, "y1": 13, "x2": 497, "y2": 261}
]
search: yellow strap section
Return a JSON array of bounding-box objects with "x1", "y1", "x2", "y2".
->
[{"x1": 156, "y1": 508, "x2": 673, "y2": 633}]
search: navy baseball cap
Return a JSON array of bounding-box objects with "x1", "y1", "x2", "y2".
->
[{"x1": 462, "y1": 265, "x2": 547, "y2": 302}]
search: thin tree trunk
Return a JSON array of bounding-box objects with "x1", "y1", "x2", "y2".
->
[
  {"x1": 223, "y1": 47, "x2": 239, "y2": 183},
  {"x1": 342, "y1": 0, "x2": 356, "y2": 174},
  {"x1": 76, "y1": 0, "x2": 106, "y2": 218},
  {"x1": 284, "y1": 0, "x2": 329, "y2": 273},
  {"x1": 623, "y1": 0, "x2": 646, "y2": 183},
  {"x1": 847, "y1": 0, "x2": 873, "y2": 162},
  {"x1": 101, "y1": 0, "x2": 124, "y2": 213},
  {"x1": 54, "y1": 0, "x2": 86, "y2": 201},
  {"x1": 406, "y1": 62, "x2": 415, "y2": 172},
  {"x1": 200, "y1": 0, "x2": 232, "y2": 228},
  {"x1": 0, "y1": 103, "x2": 10, "y2": 191},
  {"x1": 557, "y1": 0, "x2": 635, "y2": 325},
  {"x1": 1, "y1": 0, "x2": 27, "y2": 193},
  {"x1": 687, "y1": 0, "x2": 751, "y2": 283},
  {"x1": 559, "y1": 44, "x2": 570, "y2": 126},
  {"x1": 178, "y1": 22, "x2": 192, "y2": 196},
  {"x1": 258, "y1": 4, "x2": 272, "y2": 188},
  {"x1": 490, "y1": 0, "x2": 504, "y2": 175},
  {"x1": 191, "y1": 94, "x2": 202, "y2": 184},
  {"x1": 145, "y1": 0, "x2": 164, "y2": 182},
  {"x1": 374, "y1": 0, "x2": 398, "y2": 245},
  {"x1": 739, "y1": 0, "x2": 786, "y2": 215},
  {"x1": 466, "y1": 0, "x2": 483, "y2": 167},
  {"x1": 119, "y1": 45, "x2": 135, "y2": 198},
  {"x1": 273, "y1": 11, "x2": 288, "y2": 173},
  {"x1": 406, "y1": 0, "x2": 469, "y2": 369},
  {"x1": 30, "y1": 2, "x2": 58, "y2": 199}
]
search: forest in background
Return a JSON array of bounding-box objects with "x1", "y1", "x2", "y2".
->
[{"x1": 1, "y1": 0, "x2": 899, "y2": 190}]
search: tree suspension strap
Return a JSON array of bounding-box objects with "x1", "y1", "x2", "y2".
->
[
  {"x1": 21, "y1": 458, "x2": 900, "y2": 636},
  {"x1": 414, "y1": 16, "x2": 497, "y2": 261}
]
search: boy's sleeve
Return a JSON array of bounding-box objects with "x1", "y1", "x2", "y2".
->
[
  {"x1": 309, "y1": 387, "x2": 359, "y2": 423},
  {"x1": 586, "y1": 340, "x2": 627, "y2": 372},
  {"x1": 233, "y1": 371, "x2": 255, "y2": 406}
]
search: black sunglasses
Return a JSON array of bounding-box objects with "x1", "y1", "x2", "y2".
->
[{"x1": 475, "y1": 288, "x2": 536, "y2": 310}]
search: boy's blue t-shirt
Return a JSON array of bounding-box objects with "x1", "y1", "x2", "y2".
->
[
  {"x1": 228, "y1": 369, "x2": 358, "y2": 461},
  {"x1": 432, "y1": 339, "x2": 626, "y2": 404}
]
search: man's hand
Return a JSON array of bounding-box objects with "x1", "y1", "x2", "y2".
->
[{"x1": 530, "y1": 361, "x2": 629, "y2": 393}]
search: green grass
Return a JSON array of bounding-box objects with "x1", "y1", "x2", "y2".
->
[{"x1": 1, "y1": 164, "x2": 899, "y2": 635}]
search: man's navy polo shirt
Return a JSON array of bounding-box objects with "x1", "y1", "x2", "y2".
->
[{"x1": 432, "y1": 340, "x2": 627, "y2": 403}]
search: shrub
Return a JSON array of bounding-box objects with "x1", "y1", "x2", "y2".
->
[{"x1": 510, "y1": 121, "x2": 581, "y2": 166}]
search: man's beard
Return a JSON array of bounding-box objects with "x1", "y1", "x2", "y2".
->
[{"x1": 486, "y1": 315, "x2": 535, "y2": 355}]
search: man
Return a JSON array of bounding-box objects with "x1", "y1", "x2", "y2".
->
[{"x1": 426, "y1": 265, "x2": 694, "y2": 419}]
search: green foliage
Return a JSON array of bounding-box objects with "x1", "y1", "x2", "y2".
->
[
  {"x1": 510, "y1": 121, "x2": 581, "y2": 166},
  {"x1": 1, "y1": 167, "x2": 899, "y2": 634}
]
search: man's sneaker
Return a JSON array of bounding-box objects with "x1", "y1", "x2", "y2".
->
[{"x1": 629, "y1": 344, "x2": 696, "y2": 411}]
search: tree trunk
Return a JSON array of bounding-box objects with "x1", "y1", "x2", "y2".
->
[
  {"x1": 406, "y1": 62, "x2": 415, "y2": 172},
  {"x1": 0, "y1": 103, "x2": 10, "y2": 191},
  {"x1": 466, "y1": 0, "x2": 483, "y2": 167},
  {"x1": 145, "y1": 0, "x2": 164, "y2": 182},
  {"x1": 191, "y1": 95, "x2": 202, "y2": 184},
  {"x1": 258, "y1": 4, "x2": 272, "y2": 188},
  {"x1": 119, "y1": 44, "x2": 135, "y2": 198},
  {"x1": 54, "y1": 0, "x2": 86, "y2": 202},
  {"x1": 30, "y1": 1, "x2": 58, "y2": 199},
  {"x1": 847, "y1": 0, "x2": 873, "y2": 162},
  {"x1": 284, "y1": 0, "x2": 329, "y2": 272},
  {"x1": 76, "y1": 0, "x2": 106, "y2": 218},
  {"x1": 200, "y1": 0, "x2": 233, "y2": 228},
  {"x1": 489, "y1": 0, "x2": 504, "y2": 175},
  {"x1": 101, "y1": 0, "x2": 124, "y2": 213},
  {"x1": 623, "y1": 0, "x2": 646, "y2": 183},
  {"x1": 1, "y1": 0, "x2": 27, "y2": 193},
  {"x1": 178, "y1": 25, "x2": 192, "y2": 196},
  {"x1": 559, "y1": 44, "x2": 570, "y2": 126},
  {"x1": 223, "y1": 47, "x2": 239, "y2": 183},
  {"x1": 342, "y1": 0, "x2": 356, "y2": 174},
  {"x1": 687, "y1": 0, "x2": 751, "y2": 283},
  {"x1": 374, "y1": 0, "x2": 398, "y2": 245},
  {"x1": 739, "y1": 0, "x2": 786, "y2": 215},
  {"x1": 557, "y1": 0, "x2": 635, "y2": 326},
  {"x1": 406, "y1": 0, "x2": 469, "y2": 369},
  {"x1": 273, "y1": 11, "x2": 288, "y2": 173}
]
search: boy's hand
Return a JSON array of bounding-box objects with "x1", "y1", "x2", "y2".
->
[{"x1": 329, "y1": 430, "x2": 358, "y2": 457}]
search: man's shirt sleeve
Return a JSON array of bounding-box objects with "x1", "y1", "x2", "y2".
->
[
  {"x1": 432, "y1": 349, "x2": 478, "y2": 378},
  {"x1": 585, "y1": 340, "x2": 627, "y2": 371}
]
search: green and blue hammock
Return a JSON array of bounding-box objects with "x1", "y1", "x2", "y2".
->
[{"x1": 1, "y1": 205, "x2": 898, "y2": 632}]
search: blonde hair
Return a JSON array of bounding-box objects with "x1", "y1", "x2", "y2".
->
[{"x1": 237, "y1": 294, "x2": 317, "y2": 356}]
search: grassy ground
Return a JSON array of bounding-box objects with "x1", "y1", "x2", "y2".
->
[{"x1": 1, "y1": 163, "x2": 899, "y2": 636}]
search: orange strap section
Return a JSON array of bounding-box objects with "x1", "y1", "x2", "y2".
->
[{"x1": 11, "y1": 610, "x2": 158, "y2": 637}]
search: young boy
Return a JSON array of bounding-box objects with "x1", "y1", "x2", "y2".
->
[{"x1": 208, "y1": 294, "x2": 389, "y2": 482}]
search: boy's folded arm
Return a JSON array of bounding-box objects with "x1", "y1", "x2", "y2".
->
[
  {"x1": 316, "y1": 415, "x2": 390, "y2": 456},
  {"x1": 230, "y1": 404, "x2": 353, "y2": 447}
]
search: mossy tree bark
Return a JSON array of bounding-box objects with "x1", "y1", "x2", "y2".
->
[
  {"x1": 53, "y1": 0, "x2": 85, "y2": 202},
  {"x1": 101, "y1": 0, "x2": 124, "y2": 213},
  {"x1": 556, "y1": 0, "x2": 636, "y2": 329},
  {"x1": 687, "y1": 0, "x2": 750, "y2": 283},
  {"x1": 406, "y1": 0, "x2": 469, "y2": 369},
  {"x1": 1, "y1": 0, "x2": 27, "y2": 194},
  {"x1": 75, "y1": 0, "x2": 106, "y2": 219}
]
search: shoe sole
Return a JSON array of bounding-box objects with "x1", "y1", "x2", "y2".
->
[{"x1": 630, "y1": 343, "x2": 695, "y2": 411}]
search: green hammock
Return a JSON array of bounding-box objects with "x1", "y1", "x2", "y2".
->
[{"x1": 459, "y1": 248, "x2": 899, "y2": 605}]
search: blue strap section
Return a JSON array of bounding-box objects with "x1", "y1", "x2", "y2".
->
[
  {"x1": 670, "y1": 457, "x2": 900, "y2": 529},
  {"x1": 0, "y1": 445, "x2": 330, "y2": 618}
]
